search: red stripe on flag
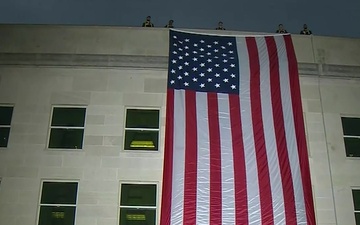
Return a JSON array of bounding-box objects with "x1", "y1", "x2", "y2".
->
[
  {"x1": 229, "y1": 94, "x2": 248, "y2": 225},
  {"x1": 246, "y1": 37, "x2": 274, "y2": 225},
  {"x1": 160, "y1": 89, "x2": 175, "y2": 225},
  {"x1": 207, "y1": 92, "x2": 222, "y2": 225},
  {"x1": 266, "y1": 36, "x2": 297, "y2": 225},
  {"x1": 283, "y1": 35, "x2": 316, "y2": 225},
  {"x1": 183, "y1": 90, "x2": 198, "y2": 225}
]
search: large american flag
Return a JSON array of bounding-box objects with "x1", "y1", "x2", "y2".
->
[{"x1": 161, "y1": 30, "x2": 315, "y2": 225}]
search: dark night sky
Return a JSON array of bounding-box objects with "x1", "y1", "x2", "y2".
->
[{"x1": 1, "y1": 0, "x2": 360, "y2": 38}]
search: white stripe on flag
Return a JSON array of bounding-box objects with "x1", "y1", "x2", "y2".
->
[
  {"x1": 275, "y1": 36, "x2": 307, "y2": 224},
  {"x1": 218, "y1": 93, "x2": 236, "y2": 224},
  {"x1": 171, "y1": 90, "x2": 186, "y2": 225},
  {"x1": 236, "y1": 37, "x2": 261, "y2": 225},
  {"x1": 256, "y1": 36, "x2": 286, "y2": 224},
  {"x1": 196, "y1": 92, "x2": 210, "y2": 225}
]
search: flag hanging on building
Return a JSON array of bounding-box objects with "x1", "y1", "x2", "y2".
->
[{"x1": 161, "y1": 30, "x2": 315, "y2": 225}]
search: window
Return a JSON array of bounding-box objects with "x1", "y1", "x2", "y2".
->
[
  {"x1": 124, "y1": 109, "x2": 160, "y2": 151},
  {"x1": 0, "y1": 105, "x2": 14, "y2": 148},
  {"x1": 342, "y1": 117, "x2": 360, "y2": 157},
  {"x1": 48, "y1": 107, "x2": 86, "y2": 149},
  {"x1": 353, "y1": 189, "x2": 360, "y2": 224},
  {"x1": 38, "y1": 181, "x2": 78, "y2": 225},
  {"x1": 119, "y1": 183, "x2": 157, "y2": 225}
]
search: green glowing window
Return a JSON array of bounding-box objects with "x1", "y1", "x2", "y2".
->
[
  {"x1": 119, "y1": 183, "x2": 157, "y2": 225},
  {"x1": 124, "y1": 109, "x2": 160, "y2": 151}
]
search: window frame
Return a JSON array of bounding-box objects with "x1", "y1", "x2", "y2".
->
[
  {"x1": 37, "y1": 180, "x2": 79, "y2": 225},
  {"x1": 0, "y1": 104, "x2": 14, "y2": 148},
  {"x1": 341, "y1": 116, "x2": 360, "y2": 158},
  {"x1": 123, "y1": 107, "x2": 161, "y2": 152},
  {"x1": 118, "y1": 181, "x2": 159, "y2": 225},
  {"x1": 352, "y1": 188, "x2": 360, "y2": 225},
  {"x1": 47, "y1": 105, "x2": 87, "y2": 150}
]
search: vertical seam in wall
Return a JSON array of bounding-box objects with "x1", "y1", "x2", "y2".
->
[
  {"x1": 318, "y1": 76, "x2": 338, "y2": 224},
  {"x1": 311, "y1": 35, "x2": 323, "y2": 78}
]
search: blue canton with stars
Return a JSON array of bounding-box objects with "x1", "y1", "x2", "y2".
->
[{"x1": 168, "y1": 30, "x2": 240, "y2": 94}]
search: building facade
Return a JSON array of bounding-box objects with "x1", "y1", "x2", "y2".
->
[{"x1": 0, "y1": 24, "x2": 360, "y2": 225}]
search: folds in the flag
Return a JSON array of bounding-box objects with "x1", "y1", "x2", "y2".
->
[{"x1": 161, "y1": 30, "x2": 316, "y2": 225}]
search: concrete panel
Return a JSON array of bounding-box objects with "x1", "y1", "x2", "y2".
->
[
  {"x1": 104, "y1": 115, "x2": 123, "y2": 125},
  {"x1": 144, "y1": 78, "x2": 167, "y2": 93},
  {"x1": 0, "y1": 178, "x2": 39, "y2": 191},
  {"x1": 97, "y1": 218, "x2": 118, "y2": 225},
  {"x1": 0, "y1": 216, "x2": 16, "y2": 225},
  {"x1": 85, "y1": 125, "x2": 123, "y2": 136},
  {"x1": 50, "y1": 91, "x2": 91, "y2": 105},
  {"x1": 107, "y1": 72, "x2": 146, "y2": 93},
  {"x1": 84, "y1": 135, "x2": 104, "y2": 146},
  {"x1": 100, "y1": 157, "x2": 122, "y2": 168},
  {"x1": 24, "y1": 155, "x2": 63, "y2": 167},
  {"x1": 77, "y1": 192, "x2": 98, "y2": 204},
  {"x1": 0, "y1": 25, "x2": 169, "y2": 56},
  {"x1": 62, "y1": 155, "x2": 102, "y2": 168},
  {"x1": 76, "y1": 205, "x2": 118, "y2": 218},
  {"x1": 0, "y1": 153, "x2": 25, "y2": 166},
  {"x1": 315, "y1": 209, "x2": 337, "y2": 224},
  {"x1": 103, "y1": 136, "x2": 122, "y2": 146},
  {"x1": 117, "y1": 168, "x2": 163, "y2": 181},
  {"x1": 79, "y1": 180, "x2": 119, "y2": 194},
  {"x1": 39, "y1": 167, "x2": 84, "y2": 179},
  {"x1": 5, "y1": 167, "x2": 39, "y2": 178},
  {"x1": 123, "y1": 93, "x2": 165, "y2": 107},
  {"x1": 76, "y1": 217, "x2": 97, "y2": 225},
  {"x1": 300, "y1": 84, "x2": 320, "y2": 100},
  {"x1": 313, "y1": 36, "x2": 360, "y2": 66},
  {"x1": 83, "y1": 168, "x2": 117, "y2": 181},
  {"x1": 320, "y1": 80, "x2": 360, "y2": 114},
  {"x1": 0, "y1": 190, "x2": 20, "y2": 203},
  {"x1": 90, "y1": 92, "x2": 123, "y2": 105},
  {"x1": 73, "y1": 75, "x2": 108, "y2": 92},
  {"x1": 85, "y1": 146, "x2": 120, "y2": 157},
  {"x1": 307, "y1": 99, "x2": 322, "y2": 113},
  {"x1": 0, "y1": 203, "x2": 37, "y2": 216},
  {"x1": 291, "y1": 34, "x2": 315, "y2": 64},
  {"x1": 15, "y1": 216, "x2": 37, "y2": 225},
  {"x1": 87, "y1": 105, "x2": 124, "y2": 116},
  {"x1": 86, "y1": 115, "x2": 106, "y2": 125}
]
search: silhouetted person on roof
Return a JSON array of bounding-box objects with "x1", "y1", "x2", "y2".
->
[
  {"x1": 165, "y1": 20, "x2": 174, "y2": 28},
  {"x1": 142, "y1": 16, "x2": 154, "y2": 27},
  {"x1": 300, "y1": 24, "x2": 312, "y2": 35},
  {"x1": 276, "y1": 24, "x2": 287, "y2": 33},
  {"x1": 216, "y1": 21, "x2": 226, "y2": 30}
]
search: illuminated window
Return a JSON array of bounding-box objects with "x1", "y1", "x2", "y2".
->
[
  {"x1": 0, "y1": 105, "x2": 14, "y2": 148},
  {"x1": 48, "y1": 106, "x2": 86, "y2": 149},
  {"x1": 124, "y1": 109, "x2": 160, "y2": 151},
  {"x1": 119, "y1": 183, "x2": 157, "y2": 225},
  {"x1": 38, "y1": 181, "x2": 78, "y2": 225},
  {"x1": 342, "y1": 117, "x2": 360, "y2": 157}
]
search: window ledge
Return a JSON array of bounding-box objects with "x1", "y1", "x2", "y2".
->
[{"x1": 45, "y1": 148, "x2": 84, "y2": 152}]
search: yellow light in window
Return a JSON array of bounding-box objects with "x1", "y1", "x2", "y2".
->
[
  {"x1": 130, "y1": 140, "x2": 155, "y2": 148},
  {"x1": 52, "y1": 212, "x2": 65, "y2": 219},
  {"x1": 126, "y1": 214, "x2": 146, "y2": 220}
]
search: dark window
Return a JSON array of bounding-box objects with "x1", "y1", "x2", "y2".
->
[
  {"x1": 41, "y1": 182, "x2": 78, "y2": 204},
  {"x1": 38, "y1": 182, "x2": 78, "y2": 225},
  {"x1": 119, "y1": 184, "x2": 157, "y2": 225},
  {"x1": 124, "y1": 109, "x2": 160, "y2": 151},
  {"x1": 353, "y1": 189, "x2": 360, "y2": 225},
  {"x1": 48, "y1": 107, "x2": 86, "y2": 149},
  {"x1": 342, "y1": 117, "x2": 360, "y2": 157},
  {"x1": 0, "y1": 106, "x2": 14, "y2": 148}
]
